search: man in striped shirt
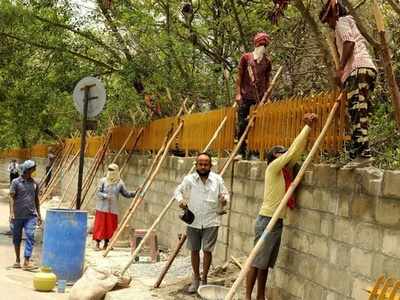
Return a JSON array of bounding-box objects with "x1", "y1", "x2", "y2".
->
[{"x1": 320, "y1": 0, "x2": 377, "y2": 169}]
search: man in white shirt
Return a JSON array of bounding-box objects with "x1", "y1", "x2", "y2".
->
[{"x1": 174, "y1": 153, "x2": 229, "y2": 293}]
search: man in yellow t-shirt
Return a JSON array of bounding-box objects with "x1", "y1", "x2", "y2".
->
[{"x1": 246, "y1": 113, "x2": 317, "y2": 300}]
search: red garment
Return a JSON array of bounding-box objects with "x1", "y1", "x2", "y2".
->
[
  {"x1": 236, "y1": 53, "x2": 271, "y2": 102},
  {"x1": 282, "y1": 168, "x2": 296, "y2": 209},
  {"x1": 92, "y1": 210, "x2": 118, "y2": 240}
]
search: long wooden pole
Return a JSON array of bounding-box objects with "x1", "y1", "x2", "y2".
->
[
  {"x1": 40, "y1": 142, "x2": 74, "y2": 197},
  {"x1": 373, "y1": 0, "x2": 400, "y2": 128},
  {"x1": 153, "y1": 234, "x2": 187, "y2": 288},
  {"x1": 119, "y1": 127, "x2": 145, "y2": 174},
  {"x1": 224, "y1": 160, "x2": 235, "y2": 263},
  {"x1": 112, "y1": 129, "x2": 135, "y2": 164},
  {"x1": 103, "y1": 100, "x2": 190, "y2": 256},
  {"x1": 39, "y1": 144, "x2": 77, "y2": 204},
  {"x1": 224, "y1": 93, "x2": 343, "y2": 300},
  {"x1": 135, "y1": 67, "x2": 283, "y2": 282}
]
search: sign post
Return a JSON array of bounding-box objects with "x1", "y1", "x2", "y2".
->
[{"x1": 73, "y1": 77, "x2": 106, "y2": 209}]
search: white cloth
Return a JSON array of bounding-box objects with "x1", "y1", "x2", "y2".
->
[
  {"x1": 106, "y1": 163, "x2": 120, "y2": 186},
  {"x1": 174, "y1": 171, "x2": 229, "y2": 229},
  {"x1": 253, "y1": 45, "x2": 266, "y2": 64}
]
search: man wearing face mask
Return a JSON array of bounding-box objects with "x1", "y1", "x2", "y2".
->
[
  {"x1": 93, "y1": 163, "x2": 136, "y2": 250},
  {"x1": 174, "y1": 153, "x2": 229, "y2": 293},
  {"x1": 235, "y1": 32, "x2": 272, "y2": 160},
  {"x1": 9, "y1": 160, "x2": 42, "y2": 270}
]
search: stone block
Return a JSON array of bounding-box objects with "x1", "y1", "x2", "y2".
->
[
  {"x1": 375, "y1": 198, "x2": 400, "y2": 226},
  {"x1": 355, "y1": 167, "x2": 383, "y2": 196},
  {"x1": 286, "y1": 273, "x2": 305, "y2": 298},
  {"x1": 243, "y1": 179, "x2": 257, "y2": 198},
  {"x1": 313, "y1": 164, "x2": 337, "y2": 188},
  {"x1": 350, "y1": 247, "x2": 373, "y2": 277},
  {"x1": 350, "y1": 193, "x2": 375, "y2": 222},
  {"x1": 327, "y1": 266, "x2": 352, "y2": 296},
  {"x1": 249, "y1": 161, "x2": 267, "y2": 180},
  {"x1": 303, "y1": 281, "x2": 324, "y2": 300},
  {"x1": 320, "y1": 213, "x2": 334, "y2": 237},
  {"x1": 329, "y1": 240, "x2": 351, "y2": 269},
  {"x1": 232, "y1": 180, "x2": 245, "y2": 195},
  {"x1": 337, "y1": 168, "x2": 357, "y2": 191},
  {"x1": 297, "y1": 187, "x2": 314, "y2": 210},
  {"x1": 235, "y1": 161, "x2": 251, "y2": 179},
  {"x1": 313, "y1": 189, "x2": 337, "y2": 213},
  {"x1": 254, "y1": 181, "x2": 264, "y2": 200},
  {"x1": 383, "y1": 170, "x2": 400, "y2": 198},
  {"x1": 382, "y1": 255, "x2": 400, "y2": 277},
  {"x1": 333, "y1": 217, "x2": 354, "y2": 244},
  {"x1": 352, "y1": 278, "x2": 374, "y2": 300},
  {"x1": 382, "y1": 229, "x2": 400, "y2": 259},
  {"x1": 336, "y1": 192, "x2": 350, "y2": 217},
  {"x1": 354, "y1": 223, "x2": 382, "y2": 251},
  {"x1": 302, "y1": 170, "x2": 314, "y2": 186},
  {"x1": 297, "y1": 209, "x2": 321, "y2": 234}
]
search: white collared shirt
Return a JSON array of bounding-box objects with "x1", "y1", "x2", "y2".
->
[{"x1": 174, "y1": 171, "x2": 229, "y2": 229}]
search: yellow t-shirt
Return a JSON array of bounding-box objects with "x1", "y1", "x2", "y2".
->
[{"x1": 259, "y1": 125, "x2": 311, "y2": 218}]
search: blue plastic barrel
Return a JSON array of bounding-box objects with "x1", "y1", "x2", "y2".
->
[{"x1": 42, "y1": 209, "x2": 87, "y2": 282}]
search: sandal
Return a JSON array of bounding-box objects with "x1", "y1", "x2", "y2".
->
[
  {"x1": 22, "y1": 263, "x2": 38, "y2": 271},
  {"x1": 11, "y1": 262, "x2": 21, "y2": 269}
]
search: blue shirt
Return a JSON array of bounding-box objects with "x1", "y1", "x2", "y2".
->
[{"x1": 10, "y1": 177, "x2": 38, "y2": 219}]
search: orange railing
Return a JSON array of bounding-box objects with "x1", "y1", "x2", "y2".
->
[{"x1": 0, "y1": 91, "x2": 348, "y2": 160}]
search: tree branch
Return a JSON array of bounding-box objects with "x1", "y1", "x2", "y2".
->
[
  {"x1": 97, "y1": 0, "x2": 133, "y2": 62},
  {"x1": 0, "y1": 31, "x2": 119, "y2": 71},
  {"x1": 386, "y1": 0, "x2": 400, "y2": 15},
  {"x1": 293, "y1": 0, "x2": 335, "y2": 87},
  {"x1": 33, "y1": 14, "x2": 123, "y2": 61}
]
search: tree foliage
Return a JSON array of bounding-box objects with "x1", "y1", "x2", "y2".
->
[{"x1": 0, "y1": 0, "x2": 399, "y2": 166}]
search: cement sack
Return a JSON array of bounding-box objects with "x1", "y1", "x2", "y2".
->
[{"x1": 69, "y1": 267, "x2": 118, "y2": 300}]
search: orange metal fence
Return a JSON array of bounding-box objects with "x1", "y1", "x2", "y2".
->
[{"x1": 0, "y1": 91, "x2": 348, "y2": 160}]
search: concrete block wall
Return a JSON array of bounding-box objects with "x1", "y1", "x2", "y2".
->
[
  {"x1": 3, "y1": 155, "x2": 400, "y2": 300},
  {"x1": 117, "y1": 157, "x2": 400, "y2": 300}
]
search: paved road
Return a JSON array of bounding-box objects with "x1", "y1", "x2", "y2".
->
[{"x1": 0, "y1": 183, "x2": 68, "y2": 299}]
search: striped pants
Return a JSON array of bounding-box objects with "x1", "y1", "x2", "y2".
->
[{"x1": 344, "y1": 68, "x2": 376, "y2": 159}]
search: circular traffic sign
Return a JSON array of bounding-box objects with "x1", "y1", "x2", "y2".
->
[{"x1": 73, "y1": 77, "x2": 106, "y2": 118}]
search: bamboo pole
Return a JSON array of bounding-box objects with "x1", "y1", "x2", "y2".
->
[
  {"x1": 125, "y1": 67, "x2": 283, "y2": 281},
  {"x1": 112, "y1": 129, "x2": 136, "y2": 164},
  {"x1": 40, "y1": 142, "x2": 74, "y2": 196},
  {"x1": 119, "y1": 127, "x2": 145, "y2": 174},
  {"x1": 373, "y1": 0, "x2": 400, "y2": 129},
  {"x1": 39, "y1": 144, "x2": 76, "y2": 204},
  {"x1": 224, "y1": 93, "x2": 344, "y2": 300},
  {"x1": 153, "y1": 234, "x2": 187, "y2": 288},
  {"x1": 103, "y1": 100, "x2": 190, "y2": 256},
  {"x1": 223, "y1": 160, "x2": 236, "y2": 263}
]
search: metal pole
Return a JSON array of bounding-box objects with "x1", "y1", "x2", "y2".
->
[{"x1": 76, "y1": 86, "x2": 90, "y2": 210}]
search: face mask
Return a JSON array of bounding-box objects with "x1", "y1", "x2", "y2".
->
[
  {"x1": 31, "y1": 171, "x2": 37, "y2": 177},
  {"x1": 253, "y1": 45, "x2": 266, "y2": 63}
]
